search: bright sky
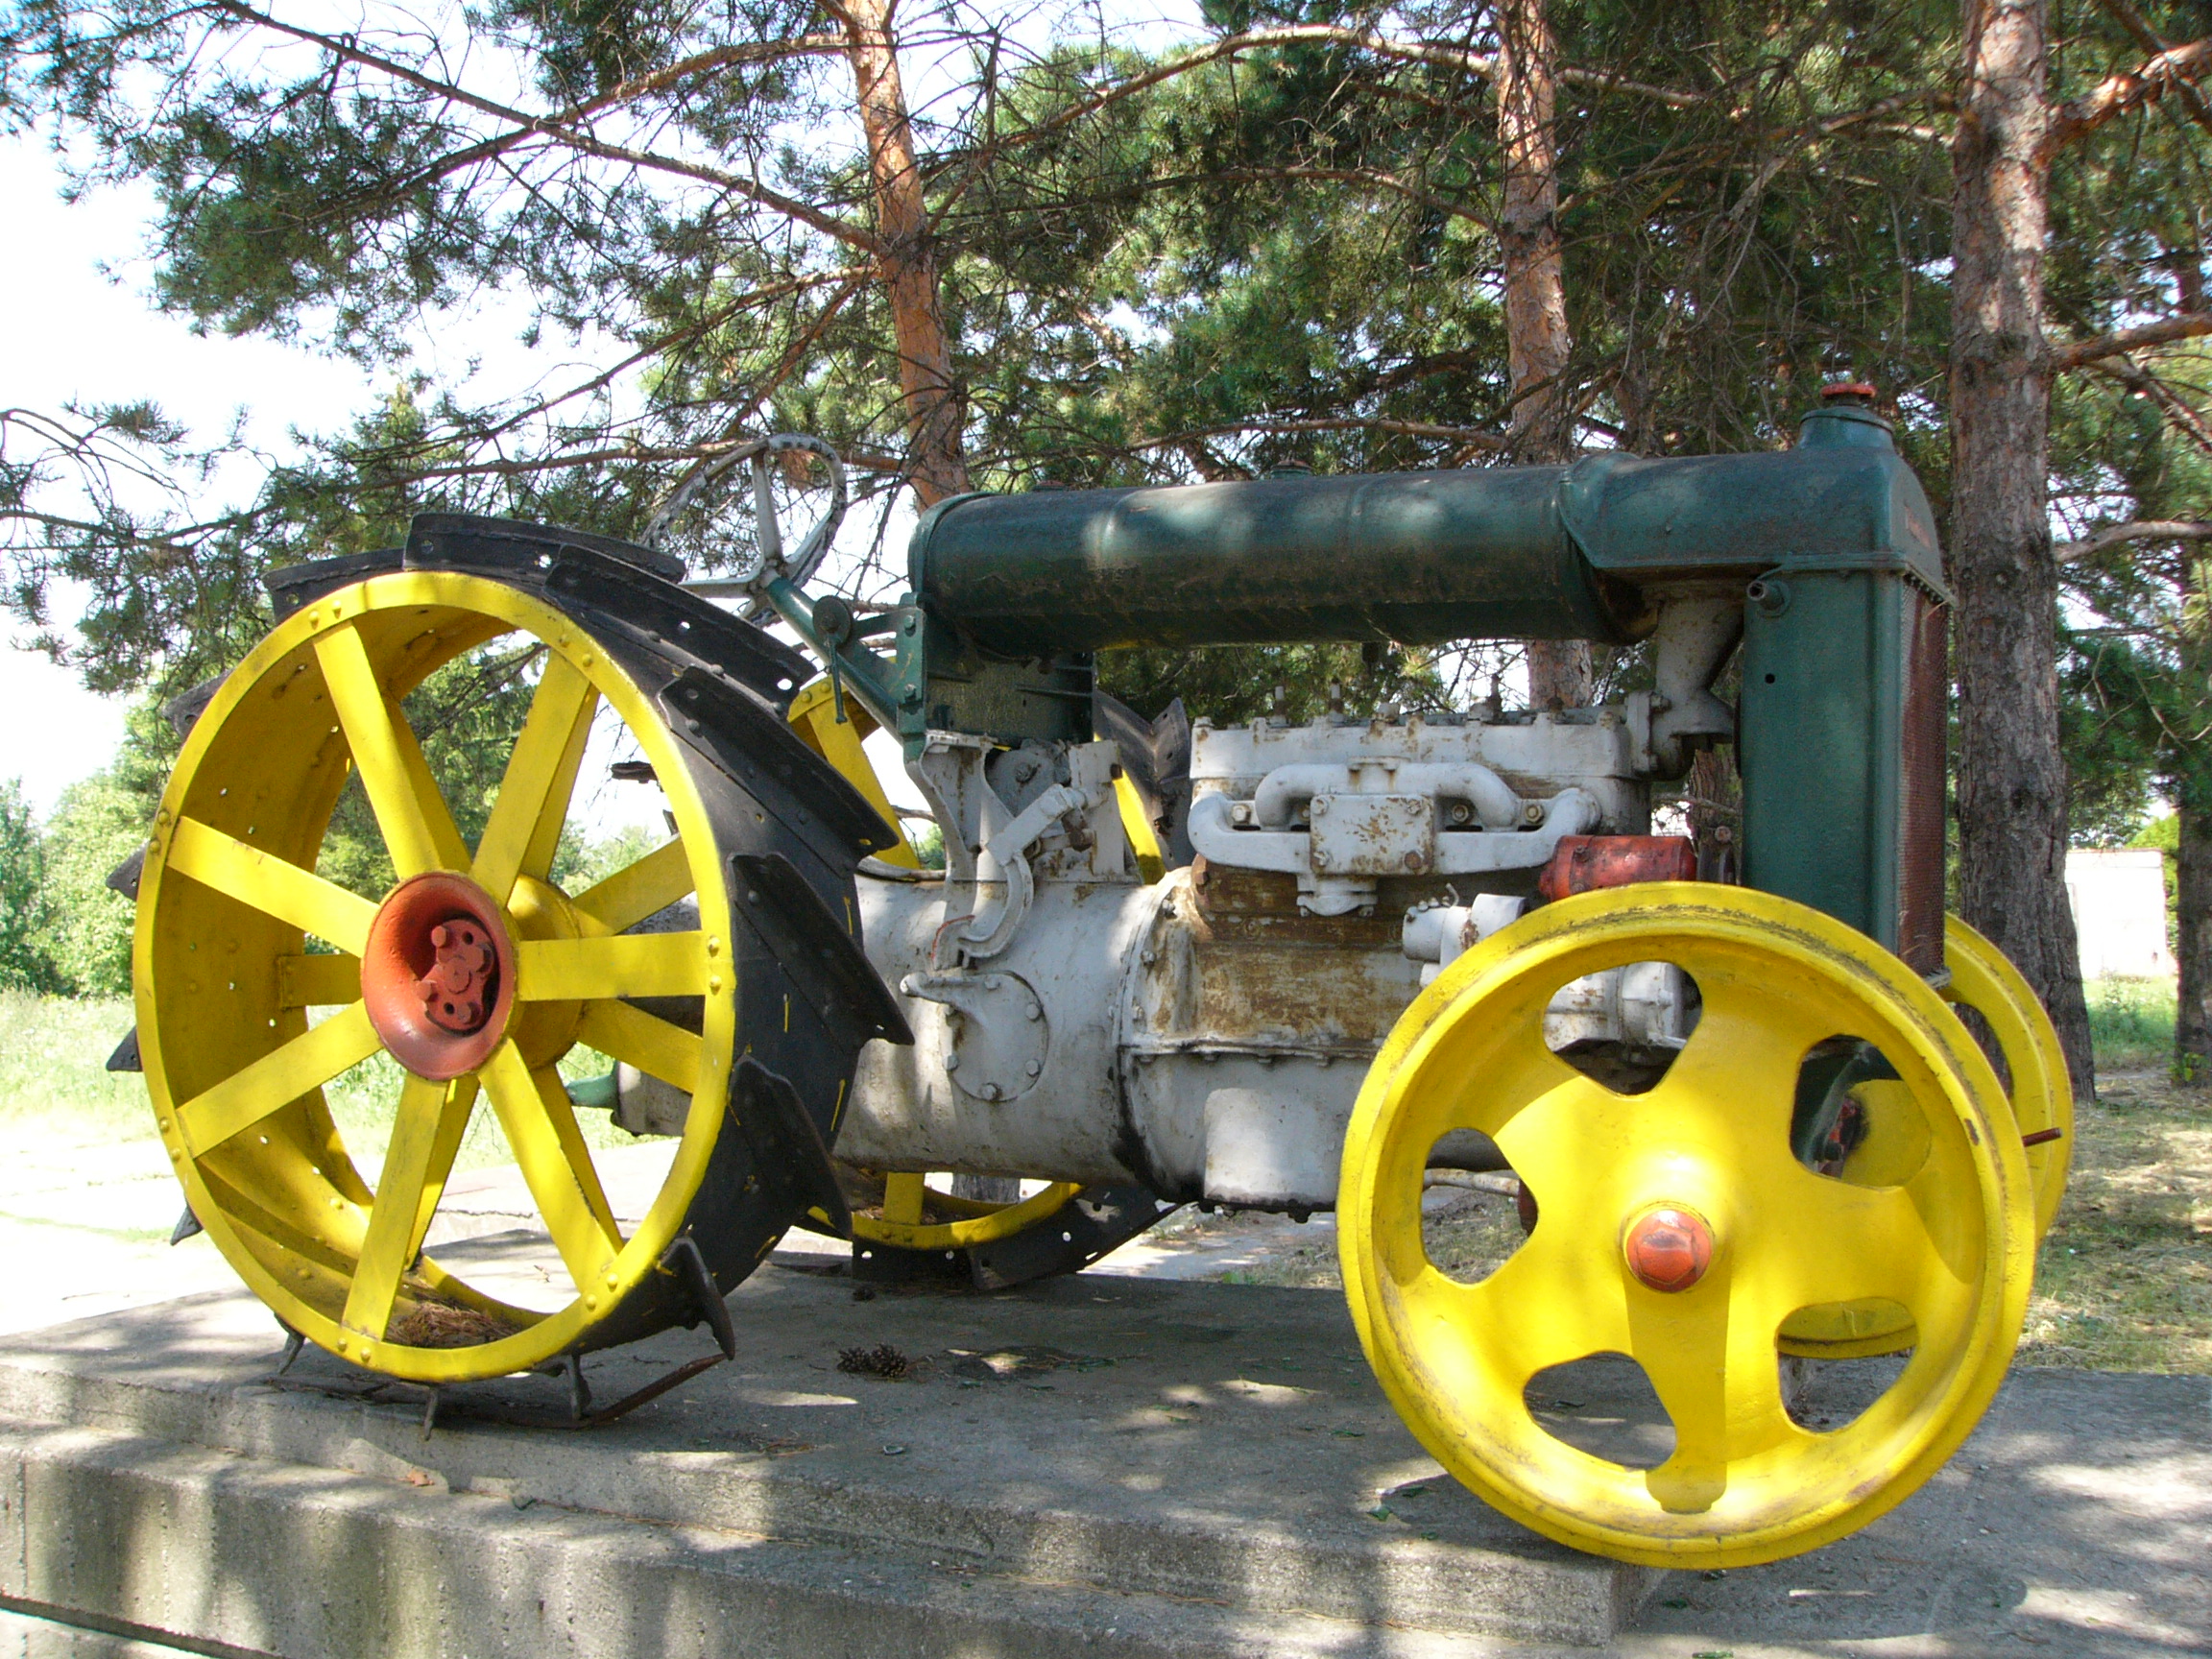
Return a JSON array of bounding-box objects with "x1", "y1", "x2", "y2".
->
[
  {"x1": 0, "y1": 139, "x2": 372, "y2": 813},
  {"x1": 0, "y1": 129, "x2": 857, "y2": 828},
  {"x1": 0, "y1": 5, "x2": 1210, "y2": 823}
]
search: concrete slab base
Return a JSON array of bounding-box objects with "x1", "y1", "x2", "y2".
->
[
  {"x1": 0, "y1": 1236, "x2": 1654, "y2": 1657},
  {"x1": 0, "y1": 1235, "x2": 2206, "y2": 1657}
]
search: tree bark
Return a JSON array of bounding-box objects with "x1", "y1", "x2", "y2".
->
[
  {"x1": 835, "y1": 0, "x2": 969, "y2": 506},
  {"x1": 1950, "y1": 0, "x2": 2096, "y2": 1095},
  {"x1": 1497, "y1": 0, "x2": 1592, "y2": 711},
  {"x1": 2178, "y1": 799, "x2": 2211, "y2": 1084}
]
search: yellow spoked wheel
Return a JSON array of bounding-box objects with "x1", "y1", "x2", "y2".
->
[
  {"x1": 785, "y1": 676, "x2": 1148, "y2": 1274},
  {"x1": 136, "y1": 536, "x2": 898, "y2": 1384},
  {"x1": 853, "y1": 1172, "x2": 1084, "y2": 1252},
  {"x1": 1777, "y1": 913, "x2": 2073, "y2": 1360},
  {"x1": 1943, "y1": 915, "x2": 2073, "y2": 1238},
  {"x1": 1339, "y1": 884, "x2": 2032, "y2": 1568}
]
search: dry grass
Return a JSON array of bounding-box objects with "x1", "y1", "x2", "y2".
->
[{"x1": 2017, "y1": 1069, "x2": 2212, "y2": 1373}]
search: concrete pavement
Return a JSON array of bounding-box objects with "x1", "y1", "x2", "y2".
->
[{"x1": 0, "y1": 1235, "x2": 2201, "y2": 1657}]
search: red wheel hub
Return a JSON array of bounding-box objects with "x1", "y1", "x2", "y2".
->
[
  {"x1": 362, "y1": 873, "x2": 517, "y2": 1080},
  {"x1": 1623, "y1": 1205, "x2": 1715, "y2": 1293}
]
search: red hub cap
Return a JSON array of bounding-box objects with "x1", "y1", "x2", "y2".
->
[
  {"x1": 1623, "y1": 1205, "x2": 1715, "y2": 1293},
  {"x1": 362, "y1": 873, "x2": 517, "y2": 1080}
]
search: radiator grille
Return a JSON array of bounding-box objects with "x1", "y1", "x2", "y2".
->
[{"x1": 1896, "y1": 591, "x2": 1949, "y2": 974}]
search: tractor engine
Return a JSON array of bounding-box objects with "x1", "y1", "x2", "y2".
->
[{"x1": 820, "y1": 698, "x2": 1683, "y2": 1213}]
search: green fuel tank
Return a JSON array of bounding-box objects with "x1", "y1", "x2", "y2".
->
[{"x1": 906, "y1": 407, "x2": 1942, "y2": 655}]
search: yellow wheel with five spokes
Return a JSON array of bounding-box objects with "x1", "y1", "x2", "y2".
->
[
  {"x1": 1943, "y1": 914, "x2": 2073, "y2": 1238},
  {"x1": 1776, "y1": 913, "x2": 2074, "y2": 1359},
  {"x1": 1339, "y1": 883, "x2": 2032, "y2": 1568}
]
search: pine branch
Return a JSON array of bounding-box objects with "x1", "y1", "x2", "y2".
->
[
  {"x1": 2080, "y1": 355, "x2": 2212, "y2": 460},
  {"x1": 2056, "y1": 519, "x2": 2212, "y2": 562},
  {"x1": 2097, "y1": 0, "x2": 2212, "y2": 137},
  {"x1": 2042, "y1": 34, "x2": 2212, "y2": 157},
  {"x1": 1130, "y1": 416, "x2": 1508, "y2": 454},
  {"x1": 931, "y1": 21, "x2": 1704, "y2": 199},
  {"x1": 205, "y1": 0, "x2": 880, "y2": 254},
  {"x1": 303, "y1": 36, "x2": 851, "y2": 222},
  {"x1": 2053, "y1": 312, "x2": 2212, "y2": 368}
]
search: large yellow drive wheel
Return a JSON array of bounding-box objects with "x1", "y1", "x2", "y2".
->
[
  {"x1": 1339, "y1": 884, "x2": 2033, "y2": 1568},
  {"x1": 135, "y1": 524, "x2": 902, "y2": 1384}
]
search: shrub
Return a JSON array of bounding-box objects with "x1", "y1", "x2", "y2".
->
[{"x1": 0, "y1": 781, "x2": 57, "y2": 992}]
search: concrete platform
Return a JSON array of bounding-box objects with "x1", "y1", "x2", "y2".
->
[
  {"x1": 0, "y1": 1237, "x2": 2203, "y2": 1657},
  {"x1": 0, "y1": 1235, "x2": 1656, "y2": 1656}
]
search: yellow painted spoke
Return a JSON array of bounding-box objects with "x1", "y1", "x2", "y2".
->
[
  {"x1": 533, "y1": 1059, "x2": 620, "y2": 1240},
  {"x1": 1636, "y1": 980, "x2": 1834, "y2": 1152},
  {"x1": 574, "y1": 999, "x2": 702, "y2": 1094},
  {"x1": 1898, "y1": 1106, "x2": 2000, "y2": 1290},
  {"x1": 479, "y1": 1040, "x2": 620, "y2": 1288},
  {"x1": 472, "y1": 655, "x2": 597, "y2": 901},
  {"x1": 343, "y1": 1073, "x2": 460, "y2": 1340},
  {"x1": 1402, "y1": 1229, "x2": 1633, "y2": 1399},
  {"x1": 406, "y1": 1075, "x2": 479, "y2": 1268},
  {"x1": 570, "y1": 839, "x2": 695, "y2": 936},
  {"x1": 520, "y1": 682, "x2": 596, "y2": 883},
  {"x1": 1756, "y1": 1172, "x2": 1943, "y2": 1318},
  {"x1": 882, "y1": 1172, "x2": 926, "y2": 1226},
  {"x1": 515, "y1": 931, "x2": 709, "y2": 1001},
  {"x1": 1488, "y1": 1067, "x2": 1628, "y2": 1208},
  {"x1": 1633, "y1": 1284, "x2": 1807, "y2": 1516},
  {"x1": 176, "y1": 1001, "x2": 381, "y2": 1155},
  {"x1": 168, "y1": 819, "x2": 377, "y2": 955},
  {"x1": 277, "y1": 952, "x2": 364, "y2": 1008},
  {"x1": 314, "y1": 623, "x2": 467, "y2": 878}
]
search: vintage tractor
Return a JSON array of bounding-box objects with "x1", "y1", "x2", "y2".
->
[{"x1": 118, "y1": 392, "x2": 2071, "y2": 1570}]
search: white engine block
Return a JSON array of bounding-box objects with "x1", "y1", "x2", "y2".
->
[{"x1": 1186, "y1": 708, "x2": 1649, "y2": 914}]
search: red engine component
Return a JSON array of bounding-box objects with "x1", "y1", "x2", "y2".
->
[{"x1": 1535, "y1": 834, "x2": 1697, "y2": 902}]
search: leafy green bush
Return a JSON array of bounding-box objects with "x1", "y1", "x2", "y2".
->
[
  {"x1": 0, "y1": 781, "x2": 57, "y2": 993},
  {"x1": 2128, "y1": 814, "x2": 2179, "y2": 950},
  {"x1": 35, "y1": 776, "x2": 149, "y2": 997}
]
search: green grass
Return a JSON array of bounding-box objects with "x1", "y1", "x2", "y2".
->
[
  {"x1": 0, "y1": 992, "x2": 153, "y2": 1145},
  {"x1": 0, "y1": 990, "x2": 638, "y2": 1170},
  {"x1": 2086, "y1": 975, "x2": 2177, "y2": 1072}
]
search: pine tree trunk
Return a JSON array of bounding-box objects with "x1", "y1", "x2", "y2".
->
[
  {"x1": 1950, "y1": 0, "x2": 2096, "y2": 1096},
  {"x1": 1498, "y1": 0, "x2": 1592, "y2": 710},
  {"x1": 2179, "y1": 797, "x2": 2212, "y2": 1084},
  {"x1": 838, "y1": 0, "x2": 968, "y2": 506}
]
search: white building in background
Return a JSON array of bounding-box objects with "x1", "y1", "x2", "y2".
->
[{"x1": 2064, "y1": 848, "x2": 2175, "y2": 980}]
